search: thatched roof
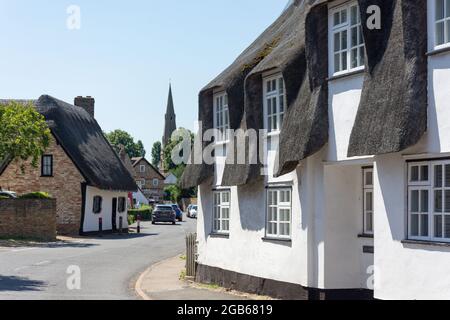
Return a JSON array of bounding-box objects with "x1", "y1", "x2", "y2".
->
[
  {"x1": 0, "y1": 96, "x2": 137, "y2": 192},
  {"x1": 347, "y1": 0, "x2": 428, "y2": 156},
  {"x1": 182, "y1": 0, "x2": 429, "y2": 188}
]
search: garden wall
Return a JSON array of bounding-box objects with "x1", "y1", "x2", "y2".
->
[{"x1": 0, "y1": 199, "x2": 56, "y2": 241}]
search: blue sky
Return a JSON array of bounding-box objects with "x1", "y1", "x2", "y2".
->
[{"x1": 0, "y1": 0, "x2": 287, "y2": 154}]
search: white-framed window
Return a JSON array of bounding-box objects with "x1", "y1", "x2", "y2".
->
[
  {"x1": 140, "y1": 165, "x2": 146, "y2": 173},
  {"x1": 329, "y1": 1, "x2": 365, "y2": 76},
  {"x1": 433, "y1": 0, "x2": 450, "y2": 48},
  {"x1": 263, "y1": 75, "x2": 286, "y2": 134},
  {"x1": 408, "y1": 160, "x2": 450, "y2": 242},
  {"x1": 213, "y1": 190, "x2": 231, "y2": 234},
  {"x1": 152, "y1": 179, "x2": 159, "y2": 187},
  {"x1": 213, "y1": 93, "x2": 230, "y2": 143},
  {"x1": 266, "y1": 188, "x2": 292, "y2": 239},
  {"x1": 363, "y1": 168, "x2": 374, "y2": 235}
]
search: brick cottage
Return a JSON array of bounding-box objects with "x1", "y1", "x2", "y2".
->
[{"x1": 0, "y1": 95, "x2": 137, "y2": 235}]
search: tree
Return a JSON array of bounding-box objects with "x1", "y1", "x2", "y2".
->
[
  {"x1": 105, "y1": 130, "x2": 146, "y2": 158},
  {"x1": 0, "y1": 101, "x2": 51, "y2": 169},
  {"x1": 162, "y1": 128, "x2": 194, "y2": 172},
  {"x1": 151, "y1": 141, "x2": 162, "y2": 167}
]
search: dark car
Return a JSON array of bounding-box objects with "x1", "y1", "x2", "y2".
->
[
  {"x1": 171, "y1": 204, "x2": 183, "y2": 222},
  {"x1": 152, "y1": 205, "x2": 176, "y2": 225}
]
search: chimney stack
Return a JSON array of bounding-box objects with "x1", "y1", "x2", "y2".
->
[{"x1": 74, "y1": 96, "x2": 95, "y2": 118}]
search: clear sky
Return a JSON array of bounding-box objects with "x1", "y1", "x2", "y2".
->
[{"x1": 0, "y1": 0, "x2": 287, "y2": 154}]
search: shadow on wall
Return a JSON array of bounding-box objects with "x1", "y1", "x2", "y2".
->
[
  {"x1": 0, "y1": 276, "x2": 46, "y2": 292},
  {"x1": 238, "y1": 179, "x2": 266, "y2": 232}
]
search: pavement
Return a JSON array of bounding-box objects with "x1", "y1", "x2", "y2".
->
[
  {"x1": 0, "y1": 219, "x2": 197, "y2": 300},
  {"x1": 136, "y1": 255, "x2": 249, "y2": 300}
]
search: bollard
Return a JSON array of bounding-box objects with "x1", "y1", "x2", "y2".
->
[
  {"x1": 119, "y1": 216, "x2": 123, "y2": 234},
  {"x1": 99, "y1": 217, "x2": 103, "y2": 237},
  {"x1": 137, "y1": 214, "x2": 141, "y2": 234}
]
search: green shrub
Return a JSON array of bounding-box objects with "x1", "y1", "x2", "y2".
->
[
  {"x1": 128, "y1": 205, "x2": 153, "y2": 221},
  {"x1": 19, "y1": 192, "x2": 51, "y2": 199},
  {"x1": 128, "y1": 215, "x2": 136, "y2": 225}
]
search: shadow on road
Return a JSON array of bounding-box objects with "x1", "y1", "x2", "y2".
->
[
  {"x1": 0, "y1": 240, "x2": 99, "y2": 249},
  {"x1": 0, "y1": 276, "x2": 47, "y2": 292}
]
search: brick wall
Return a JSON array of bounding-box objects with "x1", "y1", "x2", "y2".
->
[
  {"x1": 0, "y1": 137, "x2": 85, "y2": 235},
  {"x1": 0, "y1": 199, "x2": 57, "y2": 241},
  {"x1": 133, "y1": 159, "x2": 165, "y2": 199}
]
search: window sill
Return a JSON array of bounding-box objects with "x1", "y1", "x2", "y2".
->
[
  {"x1": 402, "y1": 239, "x2": 450, "y2": 248},
  {"x1": 358, "y1": 234, "x2": 374, "y2": 239},
  {"x1": 427, "y1": 45, "x2": 450, "y2": 57},
  {"x1": 262, "y1": 237, "x2": 292, "y2": 244},
  {"x1": 209, "y1": 233, "x2": 230, "y2": 239},
  {"x1": 213, "y1": 140, "x2": 230, "y2": 147},
  {"x1": 327, "y1": 69, "x2": 365, "y2": 82},
  {"x1": 41, "y1": 175, "x2": 54, "y2": 178}
]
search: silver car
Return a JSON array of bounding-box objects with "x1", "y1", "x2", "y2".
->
[{"x1": 0, "y1": 191, "x2": 17, "y2": 199}]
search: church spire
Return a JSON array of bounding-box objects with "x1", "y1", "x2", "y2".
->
[{"x1": 162, "y1": 82, "x2": 177, "y2": 148}]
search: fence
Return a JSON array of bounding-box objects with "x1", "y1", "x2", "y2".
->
[{"x1": 186, "y1": 233, "x2": 198, "y2": 278}]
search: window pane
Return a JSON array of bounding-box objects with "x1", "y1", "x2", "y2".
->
[
  {"x1": 411, "y1": 166, "x2": 419, "y2": 181},
  {"x1": 447, "y1": 20, "x2": 450, "y2": 43},
  {"x1": 421, "y1": 165, "x2": 429, "y2": 181},
  {"x1": 411, "y1": 214, "x2": 419, "y2": 236},
  {"x1": 366, "y1": 212, "x2": 373, "y2": 233},
  {"x1": 435, "y1": 215, "x2": 443, "y2": 238},
  {"x1": 435, "y1": 165, "x2": 443, "y2": 187},
  {"x1": 411, "y1": 190, "x2": 419, "y2": 212},
  {"x1": 351, "y1": 27, "x2": 358, "y2": 47},
  {"x1": 359, "y1": 26, "x2": 364, "y2": 45},
  {"x1": 447, "y1": 0, "x2": 450, "y2": 17},
  {"x1": 445, "y1": 190, "x2": 450, "y2": 213},
  {"x1": 421, "y1": 214, "x2": 429, "y2": 237},
  {"x1": 445, "y1": 215, "x2": 450, "y2": 238},
  {"x1": 279, "y1": 79, "x2": 284, "y2": 94},
  {"x1": 341, "y1": 30, "x2": 348, "y2": 49},
  {"x1": 334, "y1": 12, "x2": 340, "y2": 26},
  {"x1": 341, "y1": 51, "x2": 347, "y2": 70},
  {"x1": 366, "y1": 192, "x2": 373, "y2": 211},
  {"x1": 351, "y1": 6, "x2": 358, "y2": 25},
  {"x1": 341, "y1": 9, "x2": 347, "y2": 23},
  {"x1": 435, "y1": 190, "x2": 443, "y2": 212},
  {"x1": 437, "y1": 0, "x2": 445, "y2": 20},
  {"x1": 334, "y1": 53, "x2": 341, "y2": 72},
  {"x1": 437, "y1": 21, "x2": 445, "y2": 45},
  {"x1": 365, "y1": 171, "x2": 373, "y2": 186},
  {"x1": 351, "y1": 48, "x2": 358, "y2": 68},
  {"x1": 360, "y1": 46, "x2": 365, "y2": 66},
  {"x1": 421, "y1": 190, "x2": 429, "y2": 213}
]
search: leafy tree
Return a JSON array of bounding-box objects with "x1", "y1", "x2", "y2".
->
[
  {"x1": 0, "y1": 101, "x2": 51, "y2": 169},
  {"x1": 105, "y1": 129, "x2": 146, "y2": 158},
  {"x1": 162, "y1": 128, "x2": 194, "y2": 172},
  {"x1": 151, "y1": 141, "x2": 162, "y2": 167}
]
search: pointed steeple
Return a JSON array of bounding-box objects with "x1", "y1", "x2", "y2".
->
[{"x1": 162, "y1": 83, "x2": 177, "y2": 148}]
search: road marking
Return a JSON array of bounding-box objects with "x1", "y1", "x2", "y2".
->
[
  {"x1": 11, "y1": 248, "x2": 36, "y2": 253},
  {"x1": 34, "y1": 260, "x2": 51, "y2": 266}
]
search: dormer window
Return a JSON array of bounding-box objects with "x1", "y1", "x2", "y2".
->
[
  {"x1": 213, "y1": 93, "x2": 230, "y2": 143},
  {"x1": 329, "y1": 1, "x2": 365, "y2": 76},
  {"x1": 434, "y1": 0, "x2": 450, "y2": 48},
  {"x1": 263, "y1": 74, "x2": 286, "y2": 134}
]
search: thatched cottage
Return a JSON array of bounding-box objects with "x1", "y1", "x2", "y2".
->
[
  {"x1": 182, "y1": 0, "x2": 450, "y2": 300},
  {"x1": 0, "y1": 95, "x2": 137, "y2": 235}
]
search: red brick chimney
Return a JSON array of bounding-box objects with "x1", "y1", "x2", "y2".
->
[{"x1": 74, "y1": 96, "x2": 95, "y2": 118}]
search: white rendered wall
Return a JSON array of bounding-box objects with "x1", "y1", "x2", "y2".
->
[
  {"x1": 83, "y1": 186, "x2": 129, "y2": 233},
  {"x1": 327, "y1": 74, "x2": 364, "y2": 162}
]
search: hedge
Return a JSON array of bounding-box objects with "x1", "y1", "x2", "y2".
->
[
  {"x1": 19, "y1": 192, "x2": 51, "y2": 199},
  {"x1": 128, "y1": 205, "x2": 153, "y2": 222}
]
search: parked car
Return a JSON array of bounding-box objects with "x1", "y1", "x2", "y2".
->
[
  {"x1": 0, "y1": 191, "x2": 17, "y2": 199},
  {"x1": 186, "y1": 204, "x2": 193, "y2": 217},
  {"x1": 171, "y1": 204, "x2": 183, "y2": 222},
  {"x1": 188, "y1": 205, "x2": 198, "y2": 219},
  {"x1": 152, "y1": 205, "x2": 176, "y2": 225}
]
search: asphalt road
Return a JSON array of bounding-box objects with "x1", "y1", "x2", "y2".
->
[{"x1": 0, "y1": 218, "x2": 197, "y2": 300}]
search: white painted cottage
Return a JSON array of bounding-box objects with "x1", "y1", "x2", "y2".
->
[{"x1": 182, "y1": 0, "x2": 450, "y2": 300}]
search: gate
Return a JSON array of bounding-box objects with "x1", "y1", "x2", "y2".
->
[{"x1": 185, "y1": 233, "x2": 198, "y2": 278}]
